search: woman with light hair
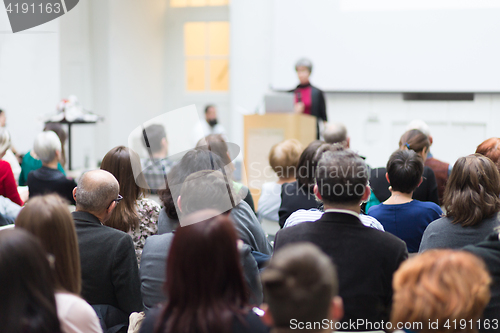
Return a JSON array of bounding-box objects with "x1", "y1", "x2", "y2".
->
[
  {"x1": 0, "y1": 128, "x2": 24, "y2": 206},
  {"x1": 27, "y1": 131, "x2": 76, "y2": 204},
  {"x1": 391, "y1": 250, "x2": 491, "y2": 333}
]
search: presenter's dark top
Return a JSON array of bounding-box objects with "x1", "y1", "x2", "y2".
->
[{"x1": 294, "y1": 83, "x2": 327, "y2": 122}]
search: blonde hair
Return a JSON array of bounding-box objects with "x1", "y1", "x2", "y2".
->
[
  {"x1": 269, "y1": 139, "x2": 303, "y2": 179},
  {"x1": 0, "y1": 128, "x2": 11, "y2": 155},
  {"x1": 391, "y1": 250, "x2": 491, "y2": 333}
]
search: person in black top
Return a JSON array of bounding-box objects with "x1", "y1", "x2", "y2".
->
[
  {"x1": 140, "y1": 210, "x2": 269, "y2": 333},
  {"x1": 27, "y1": 131, "x2": 76, "y2": 204},
  {"x1": 293, "y1": 58, "x2": 327, "y2": 139},
  {"x1": 275, "y1": 146, "x2": 408, "y2": 330}
]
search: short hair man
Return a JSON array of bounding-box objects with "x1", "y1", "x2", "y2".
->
[
  {"x1": 261, "y1": 243, "x2": 343, "y2": 333},
  {"x1": 274, "y1": 147, "x2": 408, "y2": 330},
  {"x1": 323, "y1": 122, "x2": 350, "y2": 147},
  {"x1": 140, "y1": 124, "x2": 174, "y2": 192},
  {"x1": 192, "y1": 105, "x2": 227, "y2": 145},
  {"x1": 140, "y1": 170, "x2": 264, "y2": 310},
  {"x1": 72, "y1": 170, "x2": 143, "y2": 322},
  {"x1": 28, "y1": 131, "x2": 76, "y2": 204},
  {"x1": 406, "y1": 119, "x2": 451, "y2": 205}
]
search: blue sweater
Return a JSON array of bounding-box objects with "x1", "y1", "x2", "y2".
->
[{"x1": 368, "y1": 200, "x2": 442, "y2": 252}]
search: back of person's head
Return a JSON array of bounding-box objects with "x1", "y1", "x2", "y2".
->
[
  {"x1": 268, "y1": 139, "x2": 303, "y2": 179},
  {"x1": 262, "y1": 243, "x2": 341, "y2": 329},
  {"x1": 159, "y1": 148, "x2": 229, "y2": 220},
  {"x1": 399, "y1": 129, "x2": 430, "y2": 154},
  {"x1": 0, "y1": 127, "x2": 11, "y2": 156},
  {"x1": 160, "y1": 211, "x2": 247, "y2": 333},
  {"x1": 296, "y1": 140, "x2": 325, "y2": 190},
  {"x1": 15, "y1": 194, "x2": 81, "y2": 294},
  {"x1": 0, "y1": 229, "x2": 61, "y2": 333},
  {"x1": 476, "y1": 138, "x2": 500, "y2": 173},
  {"x1": 179, "y1": 170, "x2": 237, "y2": 217},
  {"x1": 323, "y1": 122, "x2": 348, "y2": 146},
  {"x1": 386, "y1": 149, "x2": 424, "y2": 194},
  {"x1": 142, "y1": 124, "x2": 167, "y2": 154},
  {"x1": 315, "y1": 146, "x2": 369, "y2": 205},
  {"x1": 406, "y1": 119, "x2": 431, "y2": 138},
  {"x1": 196, "y1": 134, "x2": 231, "y2": 165},
  {"x1": 101, "y1": 146, "x2": 146, "y2": 232},
  {"x1": 75, "y1": 169, "x2": 119, "y2": 215},
  {"x1": 444, "y1": 154, "x2": 500, "y2": 227},
  {"x1": 391, "y1": 249, "x2": 490, "y2": 333},
  {"x1": 34, "y1": 131, "x2": 62, "y2": 164},
  {"x1": 43, "y1": 123, "x2": 67, "y2": 167}
]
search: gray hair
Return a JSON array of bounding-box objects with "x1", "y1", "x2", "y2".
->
[
  {"x1": 295, "y1": 58, "x2": 313, "y2": 73},
  {"x1": 0, "y1": 128, "x2": 11, "y2": 155},
  {"x1": 75, "y1": 170, "x2": 119, "y2": 213},
  {"x1": 323, "y1": 122, "x2": 348, "y2": 145},
  {"x1": 33, "y1": 131, "x2": 61, "y2": 164}
]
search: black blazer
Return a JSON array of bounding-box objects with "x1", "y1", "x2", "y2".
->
[
  {"x1": 73, "y1": 211, "x2": 143, "y2": 315},
  {"x1": 278, "y1": 181, "x2": 319, "y2": 228},
  {"x1": 370, "y1": 166, "x2": 439, "y2": 205},
  {"x1": 274, "y1": 212, "x2": 408, "y2": 330}
]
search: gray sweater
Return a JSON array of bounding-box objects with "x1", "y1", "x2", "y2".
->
[
  {"x1": 419, "y1": 213, "x2": 500, "y2": 252},
  {"x1": 158, "y1": 200, "x2": 272, "y2": 255}
]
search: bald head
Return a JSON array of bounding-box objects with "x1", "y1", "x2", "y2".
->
[
  {"x1": 324, "y1": 122, "x2": 348, "y2": 146},
  {"x1": 75, "y1": 170, "x2": 119, "y2": 214}
]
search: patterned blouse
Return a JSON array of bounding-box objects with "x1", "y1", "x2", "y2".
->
[{"x1": 129, "y1": 197, "x2": 161, "y2": 264}]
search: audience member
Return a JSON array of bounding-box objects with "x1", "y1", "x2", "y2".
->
[
  {"x1": 464, "y1": 231, "x2": 500, "y2": 331},
  {"x1": 0, "y1": 127, "x2": 24, "y2": 206},
  {"x1": 15, "y1": 194, "x2": 102, "y2": 333},
  {"x1": 420, "y1": 154, "x2": 500, "y2": 252},
  {"x1": 101, "y1": 146, "x2": 161, "y2": 263},
  {"x1": 197, "y1": 134, "x2": 256, "y2": 212},
  {"x1": 323, "y1": 122, "x2": 349, "y2": 147},
  {"x1": 261, "y1": 243, "x2": 343, "y2": 333},
  {"x1": 72, "y1": 170, "x2": 143, "y2": 329},
  {"x1": 407, "y1": 119, "x2": 451, "y2": 205},
  {"x1": 391, "y1": 250, "x2": 491, "y2": 333},
  {"x1": 0, "y1": 109, "x2": 22, "y2": 180},
  {"x1": 0, "y1": 195, "x2": 22, "y2": 224},
  {"x1": 258, "y1": 139, "x2": 303, "y2": 222},
  {"x1": 140, "y1": 124, "x2": 174, "y2": 193},
  {"x1": 0, "y1": 228, "x2": 62, "y2": 333},
  {"x1": 278, "y1": 140, "x2": 324, "y2": 227},
  {"x1": 140, "y1": 172, "x2": 262, "y2": 310},
  {"x1": 368, "y1": 150, "x2": 442, "y2": 252},
  {"x1": 28, "y1": 131, "x2": 76, "y2": 204},
  {"x1": 193, "y1": 104, "x2": 227, "y2": 144},
  {"x1": 476, "y1": 137, "x2": 500, "y2": 173},
  {"x1": 368, "y1": 129, "x2": 439, "y2": 210},
  {"x1": 139, "y1": 211, "x2": 269, "y2": 333},
  {"x1": 19, "y1": 123, "x2": 67, "y2": 186},
  {"x1": 274, "y1": 147, "x2": 408, "y2": 329},
  {"x1": 158, "y1": 148, "x2": 272, "y2": 255}
]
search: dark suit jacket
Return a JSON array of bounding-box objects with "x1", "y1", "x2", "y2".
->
[
  {"x1": 73, "y1": 211, "x2": 143, "y2": 315},
  {"x1": 274, "y1": 212, "x2": 408, "y2": 330},
  {"x1": 370, "y1": 166, "x2": 439, "y2": 205},
  {"x1": 278, "y1": 181, "x2": 319, "y2": 228}
]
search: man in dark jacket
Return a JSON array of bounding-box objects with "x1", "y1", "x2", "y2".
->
[
  {"x1": 72, "y1": 170, "x2": 143, "y2": 322},
  {"x1": 274, "y1": 147, "x2": 408, "y2": 331}
]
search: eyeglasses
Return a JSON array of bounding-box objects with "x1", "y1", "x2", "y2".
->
[{"x1": 114, "y1": 194, "x2": 123, "y2": 203}]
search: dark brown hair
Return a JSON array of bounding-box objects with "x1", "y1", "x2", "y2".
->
[
  {"x1": 476, "y1": 138, "x2": 500, "y2": 174},
  {"x1": 0, "y1": 229, "x2": 61, "y2": 333},
  {"x1": 101, "y1": 146, "x2": 146, "y2": 232},
  {"x1": 444, "y1": 154, "x2": 500, "y2": 227},
  {"x1": 399, "y1": 129, "x2": 430, "y2": 154},
  {"x1": 16, "y1": 194, "x2": 81, "y2": 294},
  {"x1": 387, "y1": 149, "x2": 424, "y2": 194},
  {"x1": 196, "y1": 134, "x2": 231, "y2": 165},
  {"x1": 156, "y1": 213, "x2": 248, "y2": 333},
  {"x1": 296, "y1": 140, "x2": 325, "y2": 190}
]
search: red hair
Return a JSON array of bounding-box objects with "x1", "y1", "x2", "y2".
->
[{"x1": 476, "y1": 138, "x2": 500, "y2": 173}]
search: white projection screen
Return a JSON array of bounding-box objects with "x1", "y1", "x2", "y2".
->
[{"x1": 271, "y1": 0, "x2": 500, "y2": 92}]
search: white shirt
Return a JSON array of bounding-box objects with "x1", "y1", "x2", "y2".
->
[
  {"x1": 55, "y1": 292, "x2": 103, "y2": 333},
  {"x1": 192, "y1": 121, "x2": 227, "y2": 146},
  {"x1": 257, "y1": 182, "x2": 282, "y2": 222},
  {"x1": 284, "y1": 208, "x2": 385, "y2": 231}
]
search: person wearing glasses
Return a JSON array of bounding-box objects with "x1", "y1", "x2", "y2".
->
[{"x1": 72, "y1": 169, "x2": 143, "y2": 332}]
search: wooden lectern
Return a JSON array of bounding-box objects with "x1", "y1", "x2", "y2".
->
[{"x1": 243, "y1": 113, "x2": 317, "y2": 205}]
